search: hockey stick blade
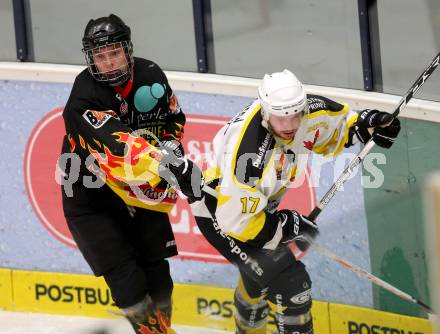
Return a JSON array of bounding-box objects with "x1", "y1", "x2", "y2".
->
[{"x1": 312, "y1": 242, "x2": 433, "y2": 313}]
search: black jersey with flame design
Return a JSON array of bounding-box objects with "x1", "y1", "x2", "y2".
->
[{"x1": 61, "y1": 57, "x2": 185, "y2": 212}]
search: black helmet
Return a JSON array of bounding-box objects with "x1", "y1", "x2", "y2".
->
[
  {"x1": 82, "y1": 14, "x2": 131, "y2": 50},
  {"x1": 82, "y1": 14, "x2": 133, "y2": 86}
]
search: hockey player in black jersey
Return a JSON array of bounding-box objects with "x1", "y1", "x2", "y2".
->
[
  {"x1": 161, "y1": 70, "x2": 401, "y2": 334},
  {"x1": 60, "y1": 14, "x2": 184, "y2": 334}
]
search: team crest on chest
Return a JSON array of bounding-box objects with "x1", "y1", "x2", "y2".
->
[
  {"x1": 115, "y1": 93, "x2": 129, "y2": 116},
  {"x1": 303, "y1": 129, "x2": 320, "y2": 151},
  {"x1": 119, "y1": 101, "x2": 128, "y2": 116}
]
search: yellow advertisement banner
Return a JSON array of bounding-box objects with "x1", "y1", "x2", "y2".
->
[
  {"x1": 173, "y1": 283, "x2": 330, "y2": 333},
  {"x1": 173, "y1": 283, "x2": 235, "y2": 331},
  {"x1": 9, "y1": 269, "x2": 330, "y2": 331},
  {"x1": 0, "y1": 268, "x2": 13, "y2": 310},
  {"x1": 329, "y1": 303, "x2": 433, "y2": 334},
  {"x1": 5, "y1": 268, "x2": 433, "y2": 334},
  {"x1": 12, "y1": 270, "x2": 120, "y2": 318}
]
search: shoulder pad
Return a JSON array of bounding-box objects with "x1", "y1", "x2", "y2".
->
[{"x1": 307, "y1": 94, "x2": 345, "y2": 113}]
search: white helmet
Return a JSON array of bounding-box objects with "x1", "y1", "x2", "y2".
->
[{"x1": 258, "y1": 69, "x2": 308, "y2": 123}]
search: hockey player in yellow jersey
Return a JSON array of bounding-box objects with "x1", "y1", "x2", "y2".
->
[{"x1": 159, "y1": 69, "x2": 401, "y2": 334}]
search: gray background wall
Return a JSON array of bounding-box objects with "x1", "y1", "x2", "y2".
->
[
  {"x1": 1, "y1": 1, "x2": 439, "y2": 99},
  {"x1": 0, "y1": 1, "x2": 16, "y2": 61},
  {"x1": 27, "y1": 0, "x2": 197, "y2": 71}
]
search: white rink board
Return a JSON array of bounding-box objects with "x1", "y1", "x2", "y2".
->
[
  {"x1": 0, "y1": 311, "x2": 232, "y2": 334},
  {"x1": 0, "y1": 62, "x2": 439, "y2": 122}
]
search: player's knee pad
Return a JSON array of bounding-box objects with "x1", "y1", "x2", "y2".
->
[
  {"x1": 122, "y1": 294, "x2": 172, "y2": 334},
  {"x1": 268, "y1": 261, "x2": 313, "y2": 334},
  {"x1": 234, "y1": 276, "x2": 269, "y2": 334},
  {"x1": 103, "y1": 259, "x2": 147, "y2": 308}
]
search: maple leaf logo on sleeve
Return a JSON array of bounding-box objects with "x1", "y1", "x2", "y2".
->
[{"x1": 303, "y1": 129, "x2": 320, "y2": 151}]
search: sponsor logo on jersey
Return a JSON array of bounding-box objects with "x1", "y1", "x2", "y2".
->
[
  {"x1": 211, "y1": 219, "x2": 264, "y2": 277},
  {"x1": 290, "y1": 288, "x2": 312, "y2": 304},
  {"x1": 252, "y1": 132, "x2": 272, "y2": 168},
  {"x1": 166, "y1": 240, "x2": 176, "y2": 248},
  {"x1": 292, "y1": 211, "x2": 300, "y2": 235},
  {"x1": 134, "y1": 83, "x2": 166, "y2": 113},
  {"x1": 223, "y1": 107, "x2": 247, "y2": 134},
  {"x1": 82, "y1": 110, "x2": 116, "y2": 129},
  {"x1": 307, "y1": 97, "x2": 327, "y2": 111},
  {"x1": 119, "y1": 101, "x2": 128, "y2": 116},
  {"x1": 125, "y1": 184, "x2": 178, "y2": 204},
  {"x1": 136, "y1": 111, "x2": 168, "y2": 129},
  {"x1": 275, "y1": 294, "x2": 286, "y2": 332}
]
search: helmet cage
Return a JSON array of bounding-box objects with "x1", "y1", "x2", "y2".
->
[{"x1": 83, "y1": 40, "x2": 133, "y2": 86}]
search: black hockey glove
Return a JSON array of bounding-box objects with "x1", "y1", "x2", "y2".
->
[
  {"x1": 160, "y1": 139, "x2": 184, "y2": 158},
  {"x1": 158, "y1": 147, "x2": 204, "y2": 203},
  {"x1": 352, "y1": 109, "x2": 401, "y2": 148},
  {"x1": 278, "y1": 209, "x2": 319, "y2": 252}
]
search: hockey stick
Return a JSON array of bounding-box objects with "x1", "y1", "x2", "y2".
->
[
  {"x1": 307, "y1": 51, "x2": 440, "y2": 221},
  {"x1": 196, "y1": 185, "x2": 433, "y2": 313},
  {"x1": 311, "y1": 241, "x2": 433, "y2": 313}
]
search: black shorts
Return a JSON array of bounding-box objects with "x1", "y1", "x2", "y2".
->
[{"x1": 62, "y1": 183, "x2": 178, "y2": 276}]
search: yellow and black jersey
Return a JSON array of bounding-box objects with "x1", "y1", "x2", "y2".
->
[
  {"x1": 198, "y1": 95, "x2": 358, "y2": 249},
  {"x1": 61, "y1": 57, "x2": 185, "y2": 212}
]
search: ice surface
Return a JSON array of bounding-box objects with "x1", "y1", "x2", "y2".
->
[{"x1": 0, "y1": 310, "x2": 232, "y2": 334}]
